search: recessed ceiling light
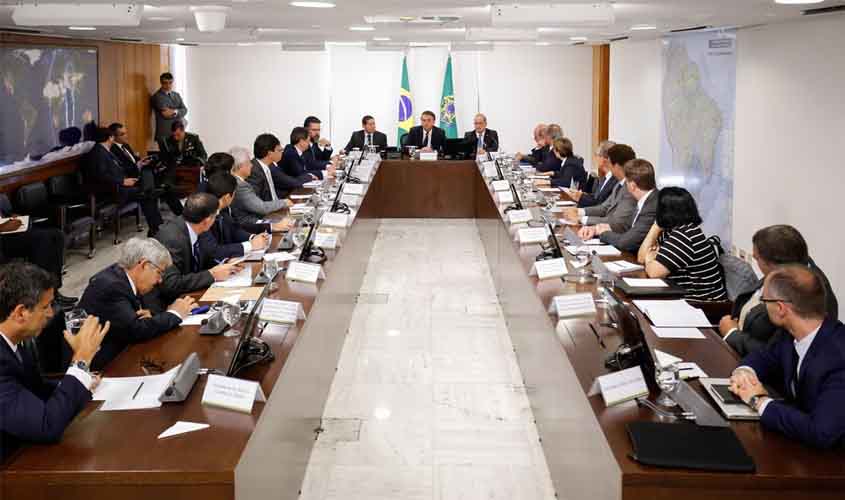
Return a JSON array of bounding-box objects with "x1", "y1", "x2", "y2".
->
[
  {"x1": 569, "y1": 36, "x2": 588, "y2": 42},
  {"x1": 630, "y1": 24, "x2": 657, "y2": 31},
  {"x1": 349, "y1": 26, "x2": 375, "y2": 31},
  {"x1": 176, "y1": 37, "x2": 185, "y2": 41},
  {"x1": 290, "y1": 1, "x2": 336, "y2": 8},
  {"x1": 373, "y1": 36, "x2": 391, "y2": 41},
  {"x1": 774, "y1": 0, "x2": 824, "y2": 4},
  {"x1": 68, "y1": 26, "x2": 96, "y2": 31}
]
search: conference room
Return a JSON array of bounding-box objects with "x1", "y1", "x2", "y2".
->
[{"x1": 1, "y1": 1, "x2": 844, "y2": 499}]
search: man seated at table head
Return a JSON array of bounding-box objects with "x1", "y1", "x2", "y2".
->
[
  {"x1": 463, "y1": 113, "x2": 499, "y2": 157},
  {"x1": 568, "y1": 140, "x2": 617, "y2": 208},
  {"x1": 729, "y1": 265, "x2": 845, "y2": 449},
  {"x1": 157, "y1": 120, "x2": 208, "y2": 168},
  {"x1": 577, "y1": 158, "x2": 657, "y2": 252},
  {"x1": 345, "y1": 115, "x2": 388, "y2": 153},
  {"x1": 0, "y1": 262, "x2": 110, "y2": 460},
  {"x1": 720, "y1": 225, "x2": 838, "y2": 356},
  {"x1": 406, "y1": 110, "x2": 446, "y2": 152},
  {"x1": 247, "y1": 133, "x2": 311, "y2": 201},
  {"x1": 515, "y1": 124, "x2": 548, "y2": 166},
  {"x1": 562, "y1": 144, "x2": 636, "y2": 230},
  {"x1": 282, "y1": 126, "x2": 335, "y2": 181},
  {"x1": 78, "y1": 237, "x2": 196, "y2": 370},
  {"x1": 229, "y1": 146, "x2": 290, "y2": 226},
  {"x1": 153, "y1": 192, "x2": 242, "y2": 305}
]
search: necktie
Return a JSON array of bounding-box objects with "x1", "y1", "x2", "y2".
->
[
  {"x1": 790, "y1": 346, "x2": 800, "y2": 398},
  {"x1": 264, "y1": 164, "x2": 278, "y2": 201},
  {"x1": 424, "y1": 131, "x2": 430, "y2": 148},
  {"x1": 477, "y1": 133, "x2": 483, "y2": 150},
  {"x1": 366, "y1": 134, "x2": 372, "y2": 146},
  {"x1": 192, "y1": 239, "x2": 201, "y2": 272}
]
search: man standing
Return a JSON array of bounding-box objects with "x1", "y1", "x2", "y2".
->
[
  {"x1": 0, "y1": 262, "x2": 110, "y2": 460},
  {"x1": 463, "y1": 113, "x2": 499, "y2": 157},
  {"x1": 406, "y1": 111, "x2": 446, "y2": 152},
  {"x1": 344, "y1": 115, "x2": 388, "y2": 152},
  {"x1": 151, "y1": 72, "x2": 188, "y2": 142}
]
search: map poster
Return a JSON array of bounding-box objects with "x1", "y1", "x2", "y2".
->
[{"x1": 660, "y1": 30, "x2": 736, "y2": 246}]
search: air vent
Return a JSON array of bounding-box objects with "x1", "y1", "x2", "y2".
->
[
  {"x1": 571, "y1": 42, "x2": 586, "y2": 46},
  {"x1": 803, "y1": 4, "x2": 845, "y2": 16},
  {"x1": 110, "y1": 36, "x2": 144, "y2": 43},
  {"x1": 178, "y1": 42, "x2": 199, "y2": 47},
  {"x1": 670, "y1": 25, "x2": 710, "y2": 33},
  {"x1": 0, "y1": 26, "x2": 43, "y2": 34},
  {"x1": 609, "y1": 35, "x2": 629, "y2": 42}
]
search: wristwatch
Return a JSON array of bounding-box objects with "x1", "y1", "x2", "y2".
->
[
  {"x1": 73, "y1": 360, "x2": 91, "y2": 374},
  {"x1": 748, "y1": 394, "x2": 767, "y2": 410}
]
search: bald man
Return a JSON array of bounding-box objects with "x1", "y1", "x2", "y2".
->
[
  {"x1": 463, "y1": 113, "x2": 499, "y2": 157},
  {"x1": 515, "y1": 123, "x2": 548, "y2": 166}
]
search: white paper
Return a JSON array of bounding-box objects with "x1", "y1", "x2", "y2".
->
[
  {"x1": 92, "y1": 366, "x2": 179, "y2": 402},
  {"x1": 549, "y1": 293, "x2": 597, "y2": 318},
  {"x1": 555, "y1": 200, "x2": 576, "y2": 207},
  {"x1": 314, "y1": 232, "x2": 338, "y2": 249},
  {"x1": 583, "y1": 238, "x2": 603, "y2": 245},
  {"x1": 538, "y1": 187, "x2": 561, "y2": 193},
  {"x1": 0, "y1": 215, "x2": 30, "y2": 234},
  {"x1": 654, "y1": 349, "x2": 683, "y2": 368},
  {"x1": 605, "y1": 261, "x2": 644, "y2": 274},
  {"x1": 181, "y1": 312, "x2": 212, "y2": 326},
  {"x1": 211, "y1": 267, "x2": 252, "y2": 288},
  {"x1": 290, "y1": 204, "x2": 315, "y2": 216},
  {"x1": 623, "y1": 278, "x2": 668, "y2": 288},
  {"x1": 558, "y1": 219, "x2": 579, "y2": 226},
  {"x1": 677, "y1": 362, "x2": 708, "y2": 380},
  {"x1": 260, "y1": 299, "x2": 306, "y2": 324},
  {"x1": 482, "y1": 162, "x2": 498, "y2": 178},
  {"x1": 652, "y1": 327, "x2": 706, "y2": 339},
  {"x1": 303, "y1": 180, "x2": 323, "y2": 189},
  {"x1": 633, "y1": 300, "x2": 713, "y2": 328},
  {"x1": 516, "y1": 227, "x2": 549, "y2": 245},
  {"x1": 158, "y1": 421, "x2": 210, "y2": 439},
  {"x1": 201, "y1": 374, "x2": 266, "y2": 414},
  {"x1": 496, "y1": 190, "x2": 515, "y2": 204},
  {"x1": 419, "y1": 151, "x2": 438, "y2": 161},
  {"x1": 100, "y1": 398, "x2": 162, "y2": 411},
  {"x1": 565, "y1": 245, "x2": 621, "y2": 257},
  {"x1": 531, "y1": 258, "x2": 567, "y2": 280},
  {"x1": 343, "y1": 183, "x2": 365, "y2": 196},
  {"x1": 340, "y1": 193, "x2": 359, "y2": 207},
  {"x1": 491, "y1": 180, "x2": 510, "y2": 192},
  {"x1": 507, "y1": 209, "x2": 533, "y2": 225},
  {"x1": 321, "y1": 212, "x2": 349, "y2": 228},
  {"x1": 264, "y1": 251, "x2": 297, "y2": 262},
  {"x1": 289, "y1": 194, "x2": 312, "y2": 200},
  {"x1": 286, "y1": 261, "x2": 324, "y2": 283},
  {"x1": 597, "y1": 366, "x2": 649, "y2": 407}
]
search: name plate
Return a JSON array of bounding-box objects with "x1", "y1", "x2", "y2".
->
[
  {"x1": 286, "y1": 261, "x2": 325, "y2": 283},
  {"x1": 507, "y1": 209, "x2": 533, "y2": 225},
  {"x1": 321, "y1": 212, "x2": 349, "y2": 228},
  {"x1": 340, "y1": 193, "x2": 359, "y2": 207},
  {"x1": 290, "y1": 203, "x2": 315, "y2": 216},
  {"x1": 530, "y1": 258, "x2": 568, "y2": 280},
  {"x1": 201, "y1": 374, "x2": 266, "y2": 414},
  {"x1": 482, "y1": 161, "x2": 498, "y2": 178},
  {"x1": 259, "y1": 299, "x2": 306, "y2": 324},
  {"x1": 343, "y1": 183, "x2": 365, "y2": 196},
  {"x1": 496, "y1": 190, "x2": 515, "y2": 204},
  {"x1": 515, "y1": 227, "x2": 549, "y2": 245},
  {"x1": 548, "y1": 293, "x2": 597, "y2": 317},
  {"x1": 589, "y1": 366, "x2": 649, "y2": 407},
  {"x1": 314, "y1": 231, "x2": 338, "y2": 249},
  {"x1": 491, "y1": 180, "x2": 510, "y2": 192},
  {"x1": 356, "y1": 165, "x2": 375, "y2": 180},
  {"x1": 419, "y1": 151, "x2": 438, "y2": 161}
]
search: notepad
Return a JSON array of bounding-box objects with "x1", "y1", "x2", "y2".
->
[
  {"x1": 0, "y1": 215, "x2": 30, "y2": 234},
  {"x1": 652, "y1": 327, "x2": 706, "y2": 339},
  {"x1": 549, "y1": 293, "x2": 597, "y2": 318},
  {"x1": 565, "y1": 245, "x2": 621, "y2": 257},
  {"x1": 633, "y1": 300, "x2": 713, "y2": 328},
  {"x1": 605, "y1": 260, "x2": 644, "y2": 274},
  {"x1": 623, "y1": 278, "x2": 668, "y2": 288}
]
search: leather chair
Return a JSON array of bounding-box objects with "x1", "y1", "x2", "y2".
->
[{"x1": 47, "y1": 174, "x2": 97, "y2": 258}]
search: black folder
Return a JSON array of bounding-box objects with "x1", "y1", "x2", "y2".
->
[{"x1": 627, "y1": 422, "x2": 756, "y2": 473}]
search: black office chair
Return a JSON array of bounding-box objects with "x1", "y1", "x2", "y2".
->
[
  {"x1": 582, "y1": 172, "x2": 596, "y2": 194},
  {"x1": 13, "y1": 182, "x2": 53, "y2": 227},
  {"x1": 47, "y1": 173, "x2": 98, "y2": 258},
  {"x1": 399, "y1": 133, "x2": 409, "y2": 147},
  {"x1": 80, "y1": 182, "x2": 143, "y2": 246}
]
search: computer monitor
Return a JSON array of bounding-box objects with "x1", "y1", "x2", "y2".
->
[
  {"x1": 603, "y1": 287, "x2": 659, "y2": 391},
  {"x1": 226, "y1": 280, "x2": 275, "y2": 377},
  {"x1": 444, "y1": 138, "x2": 472, "y2": 159}
]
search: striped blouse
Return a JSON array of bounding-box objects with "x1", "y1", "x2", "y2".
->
[{"x1": 656, "y1": 224, "x2": 728, "y2": 301}]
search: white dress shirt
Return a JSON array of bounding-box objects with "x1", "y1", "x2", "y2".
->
[
  {"x1": 256, "y1": 158, "x2": 279, "y2": 201},
  {"x1": 1, "y1": 331, "x2": 93, "y2": 391},
  {"x1": 124, "y1": 269, "x2": 185, "y2": 321},
  {"x1": 631, "y1": 189, "x2": 655, "y2": 226}
]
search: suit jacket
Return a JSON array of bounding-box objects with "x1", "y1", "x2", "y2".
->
[
  {"x1": 208, "y1": 209, "x2": 254, "y2": 261},
  {"x1": 0, "y1": 338, "x2": 91, "y2": 461},
  {"x1": 153, "y1": 217, "x2": 215, "y2": 301},
  {"x1": 522, "y1": 145, "x2": 548, "y2": 166},
  {"x1": 157, "y1": 133, "x2": 207, "y2": 168},
  {"x1": 727, "y1": 260, "x2": 839, "y2": 357},
  {"x1": 463, "y1": 129, "x2": 499, "y2": 153},
  {"x1": 150, "y1": 89, "x2": 188, "y2": 140},
  {"x1": 579, "y1": 173, "x2": 616, "y2": 208},
  {"x1": 550, "y1": 156, "x2": 587, "y2": 188},
  {"x1": 78, "y1": 264, "x2": 183, "y2": 370},
  {"x1": 231, "y1": 176, "x2": 286, "y2": 225},
  {"x1": 309, "y1": 140, "x2": 333, "y2": 162},
  {"x1": 741, "y1": 318, "x2": 845, "y2": 449},
  {"x1": 584, "y1": 180, "x2": 637, "y2": 232},
  {"x1": 345, "y1": 130, "x2": 388, "y2": 151},
  {"x1": 281, "y1": 144, "x2": 325, "y2": 180},
  {"x1": 83, "y1": 143, "x2": 127, "y2": 186},
  {"x1": 537, "y1": 149, "x2": 563, "y2": 173},
  {"x1": 248, "y1": 158, "x2": 310, "y2": 200},
  {"x1": 110, "y1": 143, "x2": 140, "y2": 178},
  {"x1": 406, "y1": 125, "x2": 446, "y2": 151},
  {"x1": 599, "y1": 189, "x2": 658, "y2": 252}
]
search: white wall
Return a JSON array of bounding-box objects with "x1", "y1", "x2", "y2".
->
[
  {"x1": 609, "y1": 15, "x2": 845, "y2": 317},
  {"x1": 184, "y1": 44, "x2": 593, "y2": 168}
]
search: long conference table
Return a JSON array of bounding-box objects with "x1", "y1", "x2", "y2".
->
[{"x1": 2, "y1": 159, "x2": 843, "y2": 500}]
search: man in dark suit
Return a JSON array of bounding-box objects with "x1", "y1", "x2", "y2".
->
[
  {"x1": 78, "y1": 238, "x2": 196, "y2": 370},
  {"x1": 721, "y1": 225, "x2": 839, "y2": 356},
  {"x1": 405, "y1": 111, "x2": 446, "y2": 152},
  {"x1": 730, "y1": 265, "x2": 845, "y2": 449},
  {"x1": 0, "y1": 262, "x2": 110, "y2": 460},
  {"x1": 344, "y1": 115, "x2": 388, "y2": 152},
  {"x1": 463, "y1": 113, "x2": 499, "y2": 157},
  {"x1": 153, "y1": 193, "x2": 241, "y2": 304},
  {"x1": 247, "y1": 133, "x2": 311, "y2": 201},
  {"x1": 580, "y1": 158, "x2": 658, "y2": 253},
  {"x1": 150, "y1": 72, "x2": 188, "y2": 142},
  {"x1": 305, "y1": 116, "x2": 334, "y2": 162},
  {"x1": 570, "y1": 140, "x2": 617, "y2": 208},
  {"x1": 282, "y1": 126, "x2": 336, "y2": 181},
  {"x1": 82, "y1": 127, "x2": 165, "y2": 236},
  {"x1": 516, "y1": 124, "x2": 549, "y2": 166}
]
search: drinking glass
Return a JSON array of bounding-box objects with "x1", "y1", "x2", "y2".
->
[
  {"x1": 221, "y1": 301, "x2": 242, "y2": 338},
  {"x1": 570, "y1": 178, "x2": 580, "y2": 191},
  {"x1": 64, "y1": 308, "x2": 87, "y2": 335},
  {"x1": 292, "y1": 227, "x2": 308, "y2": 249},
  {"x1": 656, "y1": 363, "x2": 681, "y2": 407},
  {"x1": 263, "y1": 257, "x2": 279, "y2": 280},
  {"x1": 407, "y1": 146, "x2": 417, "y2": 159}
]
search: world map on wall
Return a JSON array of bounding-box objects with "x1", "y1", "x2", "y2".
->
[{"x1": 660, "y1": 32, "x2": 736, "y2": 246}]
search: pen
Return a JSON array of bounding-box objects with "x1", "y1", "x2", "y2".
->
[{"x1": 132, "y1": 382, "x2": 144, "y2": 400}]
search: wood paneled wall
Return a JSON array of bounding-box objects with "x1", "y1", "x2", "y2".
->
[
  {"x1": 592, "y1": 44, "x2": 610, "y2": 155},
  {"x1": 0, "y1": 33, "x2": 169, "y2": 151}
]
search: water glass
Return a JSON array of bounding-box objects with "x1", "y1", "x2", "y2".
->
[
  {"x1": 570, "y1": 178, "x2": 580, "y2": 191},
  {"x1": 656, "y1": 363, "x2": 681, "y2": 407},
  {"x1": 221, "y1": 301, "x2": 242, "y2": 338},
  {"x1": 64, "y1": 308, "x2": 87, "y2": 335},
  {"x1": 292, "y1": 227, "x2": 308, "y2": 249},
  {"x1": 263, "y1": 258, "x2": 279, "y2": 279}
]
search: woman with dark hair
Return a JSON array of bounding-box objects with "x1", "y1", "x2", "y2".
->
[
  {"x1": 637, "y1": 187, "x2": 728, "y2": 301},
  {"x1": 549, "y1": 137, "x2": 587, "y2": 189}
]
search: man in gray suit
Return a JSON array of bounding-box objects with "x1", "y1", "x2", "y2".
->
[
  {"x1": 563, "y1": 144, "x2": 637, "y2": 233},
  {"x1": 580, "y1": 159, "x2": 658, "y2": 253},
  {"x1": 150, "y1": 72, "x2": 188, "y2": 142},
  {"x1": 228, "y1": 146, "x2": 290, "y2": 225}
]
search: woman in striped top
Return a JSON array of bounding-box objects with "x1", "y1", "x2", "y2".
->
[{"x1": 637, "y1": 187, "x2": 728, "y2": 301}]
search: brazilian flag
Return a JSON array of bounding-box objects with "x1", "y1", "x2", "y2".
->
[
  {"x1": 397, "y1": 55, "x2": 414, "y2": 144},
  {"x1": 439, "y1": 54, "x2": 458, "y2": 139}
]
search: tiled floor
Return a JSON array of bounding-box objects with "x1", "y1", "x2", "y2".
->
[{"x1": 299, "y1": 219, "x2": 556, "y2": 500}]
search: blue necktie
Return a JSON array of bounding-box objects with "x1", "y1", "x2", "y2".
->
[{"x1": 192, "y1": 239, "x2": 201, "y2": 272}]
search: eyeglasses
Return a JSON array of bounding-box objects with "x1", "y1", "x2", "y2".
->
[
  {"x1": 761, "y1": 297, "x2": 792, "y2": 304},
  {"x1": 146, "y1": 261, "x2": 165, "y2": 277}
]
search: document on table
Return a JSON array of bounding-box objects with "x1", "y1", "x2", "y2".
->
[
  {"x1": 633, "y1": 300, "x2": 713, "y2": 328},
  {"x1": 565, "y1": 245, "x2": 621, "y2": 257},
  {"x1": 623, "y1": 278, "x2": 668, "y2": 288},
  {"x1": 289, "y1": 194, "x2": 312, "y2": 200},
  {"x1": 210, "y1": 267, "x2": 252, "y2": 288},
  {"x1": 652, "y1": 327, "x2": 706, "y2": 339},
  {"x1": 264, "y1": 251, "x2": 297, "y2": 262},
  {"x1": 0, "y1": 215, "x2": 30, "y2": 234},
  {"x1": 93, "y1": 366, "x2": 180, "y2": 410},
  {"x1": 605, "y1": 260, "x2": 644, "y2": 274},
  {"x1": 303, "y1": 180, "x2": 322, "y2": 189},
  {"x1": 158, "y1": 421, "x2": 210, "y2": 439},
  {"x1": 181, "y1": 312, "x2": 212, "y2": 326},
  {"x1": 654, "y1": 349, "x2": 683, "y2": 368},
  {"x1": 549, "y1": 293, "x2": 597, "y2": 318}
]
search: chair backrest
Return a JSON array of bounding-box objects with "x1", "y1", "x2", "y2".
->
[
  {"x1": 399, "y1": 133, "x2": 409, "y2": 147},
  {"x1": 720, "y1": 253, "x2": 758, "y2": 302},
  {"x1": 47, "y1": 174, "x2": 80, "y2": 198},
  {"x1": 0, "y1": 193, "x2": 12, "y2": 216},
  {"x1": 582, "y1": 172, "x2": 596, "y2": 194},
  {"x1": 15, "y1": 182, "x2": 49, "y2": 214}
]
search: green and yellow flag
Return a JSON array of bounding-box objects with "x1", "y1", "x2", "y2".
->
[
  {"x1": 397, "y1": 55, "x2": 414, "y2": 144},
  {"x1": 439, "y1": 54, "x2": 458, "y2": 139}
]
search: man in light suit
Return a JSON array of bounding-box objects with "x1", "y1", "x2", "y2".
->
[
  {"x1": 229, "y1": 147, "x2": 290, "y2": 226},
  {"x1": 463, "y1": 113, "x2": 499, "y2": 157},
  {"x1": 730, "y1": 265, "x2": 845, "y2": 449},
  {"x1": 569, "y1": 140, "x2": 617, "y2": 208},
  {"x1": 0, "y1": 262, "x2": 110, "y2": 460},
  {"x1": 580, "y1": 158, "x2": 657, "y2": 253},
  {"x1": 405, "y1": 111, "x2": 446, "y2": 152},
  {"x1": 344, "y1": 115, "x2": 388, "y2": 152},
  {"x1": 562, "y1": 144, "x2": 637, "y2": 233},
  {"x1": 150, "y1": 72, "x2": 188, "y2": 142}
]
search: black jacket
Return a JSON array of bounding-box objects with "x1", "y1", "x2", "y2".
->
[
  {"x1": 550, "y1": 156, "x2": 587, "y2": 188},
  {"x1": 156, "y1": 132, "x2": 207, "y2": 168},
  {"x1": 78, "y1": 264, "x2": 183, "y2": 370},
  {"x1": 579, "y1": 173, "x2": 616, "y2": 208},
  {"x1": 110, "y1": 143, "x2": 141, "y2": 178},
  {"x1": 345, "y1": 130, "x2": 388, "y2": 151},
  {"x1": 83, "y1": 143, "x2": 127, "y2": 186},
  {"x1": 208, "y1": 208, "x2": 258, "y2": 261},
  {"x1": 153, "y1": 217, "x2": 215, "y2": 302},
  {"x1": 522, "y1": 145, "x2": 549, "y2": 166},
  {"x1": 463, "y1": 129, "x2": 499, "y2": 153},
  {"x1": 406, "y1": 125, "x2": 446, "y2": 151},
  {"x1": 281, "y1": 144, "x2": 324, "y2": 180}
]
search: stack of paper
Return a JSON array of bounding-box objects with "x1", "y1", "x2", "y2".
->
[
  {"x1": 623, "y1": 278, "x2": 668, "y2": 288},
  {"x1": 605, "y1": 260, "x2": 644, "y2": 274},
  {"x1": 633, "y1": 300, "x2": 712, "y2": 328},
  {"x1": 565, "y1": 245, "x2": 621, "y2": 257},
  {"x1": 550, "y1": 293, "x2": 597, "y2": 318},
  {"x1": 94, "y1": 366, "x2": 180, "y2": 411},
  {"x1": 211, "y1": 267, "x2": 252, "y2": 288}
]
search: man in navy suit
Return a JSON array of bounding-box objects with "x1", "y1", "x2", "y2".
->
[
  {"x1": 569, "y1": 140, "x2": 617, "y2": 208},
  {"x1": 281, "y1": 127, "x2": 335, "y2": 181},
  {"x1": 730, "y1": 265, "x2": 845, "y2": 449},
  {"x1": 303, "y1": 116, "x2": 336, "y2": 175},
  {"x1": 405, "y1": 111, "x2": 446, "y2": 152},
  {"x1": 0, "y1": 262, "x2": 110, "y2": 460}
]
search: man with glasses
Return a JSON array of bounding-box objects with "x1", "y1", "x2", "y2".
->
[
  {"x1": 77, "y1": 237, "x2": 197, "y2": 370},
  {"x1": 729, "y1": 265, "x2": 845, "y2": 449}
]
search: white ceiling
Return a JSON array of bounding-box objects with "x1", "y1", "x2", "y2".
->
[{"x1": 0, "y1": 1, "x2": 842, "y2": 46}]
